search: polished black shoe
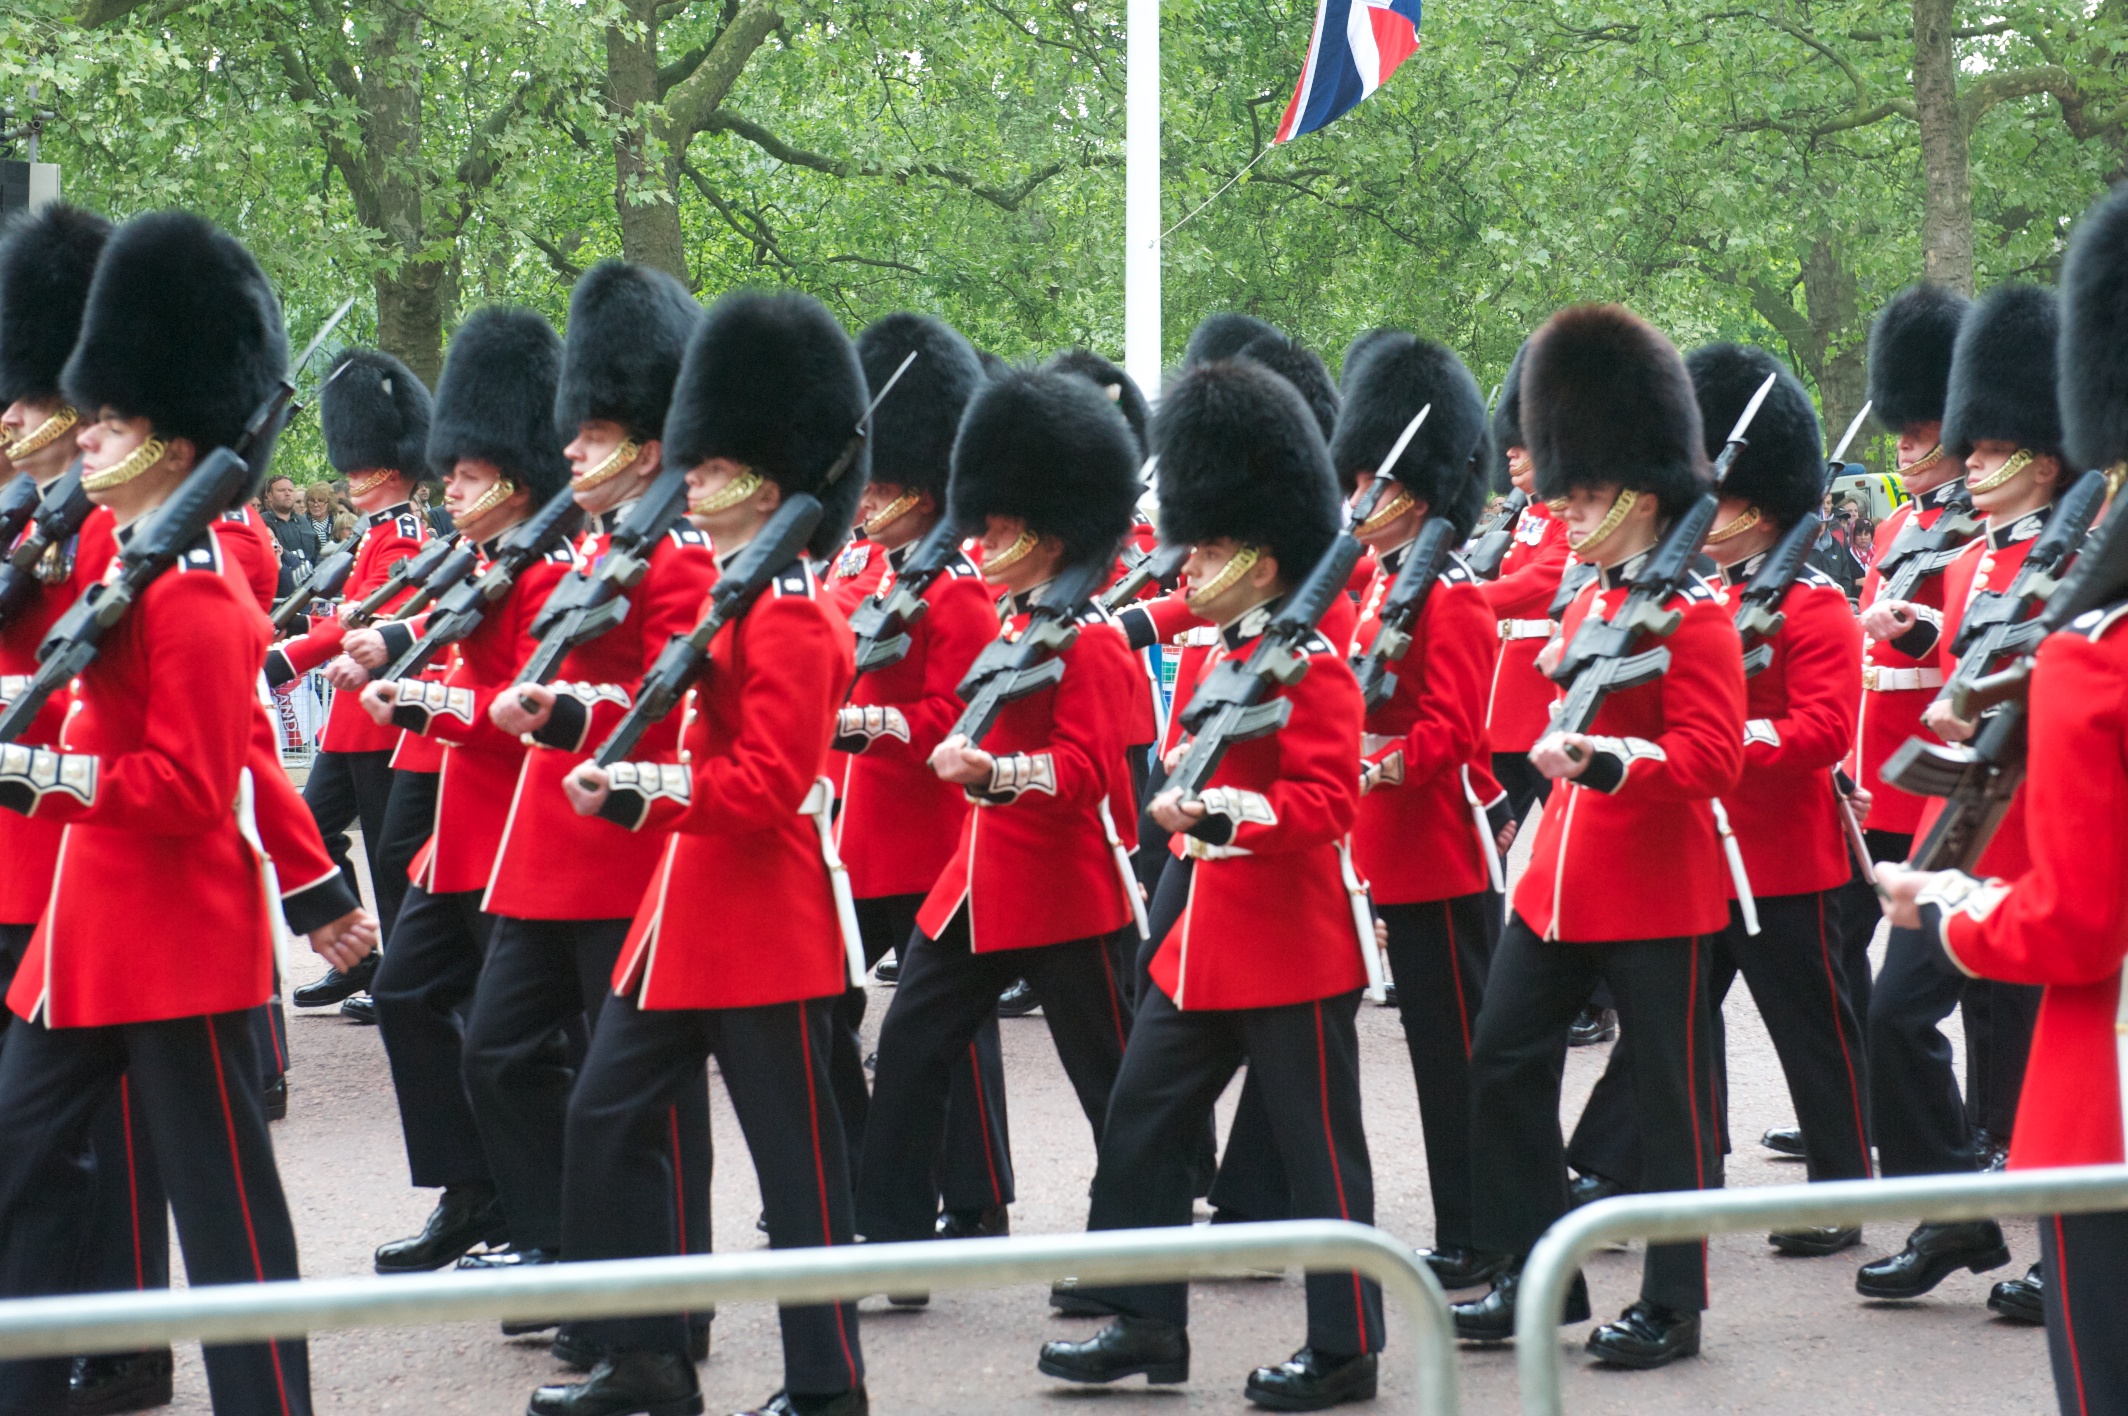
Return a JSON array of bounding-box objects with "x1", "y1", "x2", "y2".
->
[
  {"x1": 1049, "y1": 1278, "x2": 1118, "y2": 1317},
  {"x1": 1378, "y1": 983, "x2": 1398, "y2": 1008},
  {"x1": 936, "y1": 1205, "x2": 1009, "y2": 1240},
  {"x1": 1760, "y1": 1125, "x2": 1806, "y2": 1157},
  {"x1": 1568, "y1": 1005, "x2": 1617, "y2": 1047},
  {"x1": 69, "y1": 1348, "x2": 173, "y2": 1414},
  {"x1": 1567, "y1": 1172, "x2": 1622, "y2": 1209},
  {"x1": 552, "y1": 1324, "x2": 711, "y2": 1373},
  {"x1": 374, "y1": 1183, "x2": 507, "y2": 1273},
  {"x1": 339, "y1": 993, "x2": 378, "y2": 1025},
  {"x1": 1768, "y1": 1225, "x2": 1861, "y2": 1257},
  {"x1": 528, "y1": 1350, "x2": 703, "y2": 1416},
  {"x1": 1585, "y1": 1300, "x2": 1700, "y2": 1368},
  {"x1": 462, "y1": 1245, "x2": 557, "y2": 1271},
  {"x1": 262, "y1": 1075, "x2": 287, "y2": 1122},
  {"x1": 1987, "y1": 1262, "x2": 2044, "y2": 1324},
  {"x1": 1419, "y1": 1246, "x2": 1507, "y2": 1290},
  {"x1": 1038, "y1": 1316, "x2": 1189, "y2": 1385},
  {"x1": 1975, "y1": 1131, "x2": 2010, "y2": 1171},
  {"x1": 734, "y1": 1389, "x2": 868, "y2": 1416},
  {"x1": 1244, "y1": 1348, "x2": 1377, "y2": 1411},
  {"x1": 1855, "y1": 1220, "x2": 2011, "y2": 1299},
  {"x1": 872, "y1": 957, "x2": 900, "y2": 984},
  {"x1": 1451, "y1": 1266, "x2": 1590, "y2": 1342},
  {"x1": 293, "y1": 950, "x2": 379, "y2": 1008},
  {"x1": 996, "y1": 979, "x2": 1039, "y2": 1017}
]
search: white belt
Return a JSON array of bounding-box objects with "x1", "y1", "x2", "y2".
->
[
  {"x1": 1710, "y1": 797, "x2": 1760, "y2": 936},
  {"x1": 800, "y1": 776, "x2": 868, "y2": 986},
  {"x1": 1500, "y1": 619, "x2": 1551, "y2": 641},
  {"x1": 1863, "y1": 665, "x2": 1943, "y2": 692},
  {"x1": 1461, "y1": 765, "x2": 1505, "y2": 893},
  {"x1": 1337, "y1": 842, "x2": 1388, "y2": 1003},
  {"x1": 1099, "y1": 799, "x2": 1150, "y2": 941}
]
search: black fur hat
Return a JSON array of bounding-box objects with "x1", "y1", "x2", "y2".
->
[
  {"x1": 853, "y1": 312, "x2": 982, "y2": 501},
  {"x1": 1152, "y1": 360, "x2": 1341, "y2": 580},
  {"x1": 319, "y1": 349, "x2": 431, "y2": 480},
  {"x1": 1525, "y1": 304, "x2": 1709, "y2": 518},
  {"x1": 1487, "y1": 339, "x2": 1531, "y2": 493},
  {"x1": 1328, "y1": 331, "x2": 1489, "y2": 539},
  {"x1": 0, "y1": 203, "x2": 110, "y2": 408},
  {"x1": 2059, "y1": 185, "x2": 2128, "y2": 474},
  {"x1": 1235, "y1": 333, "x2": 1340, "y2": 443},
  {"x1": 1866, "y1": 284, "x2": 1968, "y2": 435},
  {"x1": 428, "y1": 306, "x2": 571, "y2": 500},
  {"x1": 1340, "y1": 328, "x2": 1399, "y2": 394},
  {"x1": 1183, "y1": 312, "x2": 1282, "y2": 368},
  {"x1": 948, "y1": 367, "x2": 1139, "y2": 571},
  {"x1": 1687, "y1": 343, "x2": 1823, "y2": 530},
  {"x1": 555, "y1": 260, "x2": 701, "y2": 443},
  {"x1": 665, "y1": 290, "x2": 869, "y2": 559},
  {"x1": 1942, "y1": 283, "x2": 2062, "y2": 462},
  {"x1": 62, "y1": 210, "x2": 287, "y2": 462},
  {"x1": 1044, "y1": 348, "x2": 1149, "y2": 458}
]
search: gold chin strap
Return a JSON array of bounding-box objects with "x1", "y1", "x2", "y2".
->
[
  {"x1": 1705, "y1": 505, "x2": 1761, "y2": 545},
  {"x1": 1545, "y1": 496, "x2": 1570, "y2": 517},
  {"x1": 1567, "y1": 486, "x2": 1640, "y2": 554},
  {"x1": 980, "y1": 529, "x2": 1039, "y2": 581},
  {"x1": 572, "y1": 439, "x2": 642, "y2": 492},
  {"x1": 2105, "y1": 460, "x2": 2127, "y2": 501},
  {"x1": 458, "y1": 477, "x2": 518, "y2": 527},
  {"x1": 81, "y1": 436, "x2": 169, "y2": 493},
  {"x1": 1355, "y1": 483, "x2": 1416, "y2": 537},
  {"x1": 1185, "y1": 544, "x2": 1262, "y2": 614},
  {"x1": 5, "y1": 406, "x2": 77, "y2": 462},
  {"x1": 862, "y1": 490, "x2": 922, "y2": 537},
  {"x1": 1506, "y1": 449, "x2": 1532, "y2": 482},
  {"x1": 1896, "y1": 444, "x2": 1947, "y2": 487},
  {"x1": 687, "y1": 468, "x2": 764, "y2": 516},
  {"x1": 1967, "y1": 448, "x2": 2035, "y2": 495},
  {"x1": 346, "y1": 468, "x2": 398, "y2": 497}
]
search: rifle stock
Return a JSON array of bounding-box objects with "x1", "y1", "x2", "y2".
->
[
  {"x1": 269, "y1": 532, "x2": 360, "y2": 633},
  {"x1": 846, "y1": 517, "x2": 961, "y2": 679},
  {"x1": 0, "y1": 466, "x2": 93, "y2": 630},
  {"x1": 375, "y1": 486, "x2": 585, "y2": 684},
  {"x1": 1462, "y1": 488, "x2": 1528, "y2": 580},
  {"x1": 343, "y1": 532, "x2": 461, "y2": 629},
  {"x1": 517, "y1": 469, "x2": 691, "y2": 687},
  {"x1": 947, "y1": 556, "x2": 1106, "y2": 750},
  {"x1": 1352, "y1": 517, "x2": 1459, "y2": 711}
]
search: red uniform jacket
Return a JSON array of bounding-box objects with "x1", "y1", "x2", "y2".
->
[
  {"x1": 218, "y1": 506, "x2": 280, "y2": 611},
  {"x1": 1350, "y1": 548, "x2": 1495, "y2": 904},
  {"x1": 1855, "y1": 485, "x2": 1962, "y2": 833},
  {"x1": 608, "y1": 562, "x2": 854, "y2": 1009},
  {"x1": 917, "y1": 592, "x2": 1142, "y2": 953},
  {"x1": 823, "y1": 536, "x2": 891, "y2": 612},
  {"x1": 268, "y1": 503, "x2": 428, "y2": 753},
  {"x1": 1479, "y1": 500, "x2": 1572, "y2": 753},
  {"x1": 485, "y1": 518, "x2": 717, "y2": 920},
  {"x1": 1134, "y1": 589, "x2": 1359, "y2": 763},
  {"x1": 1927, "y1": 601, "x2": 2128, "y2": 1169},
  {"x1": 834, "y1": 547, "x2": 995, "y2": 899},
  {"x1": 1149, "y1": 609, "x2": 1366, "y2": 1010},
  {"x1": 1513, "y1": 561, "x2": 1746, "y2": 942},
  {"x1": 1716, "y1": 562, "x2": 1860, "y2": 897}
]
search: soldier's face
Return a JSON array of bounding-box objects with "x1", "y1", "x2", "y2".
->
[
  {"x1": 856, "y1": 481, "x2": 933, "y2": 550},
  {"x1": 565, "y1": 419, "x2": 657, "y2": 516},
  {"x1": 1895, "y1": 422, "x2": 1954, "y2": 492},
  {"x1": 1966, "y1": 440, "x2": 2059, "y2": 521},
  {"x1": 1505, "y1": 447, "x2": 1536, "y2": 496},
  {"x1": 1, "y1": 396, "x2": 80, "y2": 484},
  {"x1": 976, "y1": 515, "x2": 1062, "y2": 593}
]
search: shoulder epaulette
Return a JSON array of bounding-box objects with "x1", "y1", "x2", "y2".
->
[
  {"x1": 666, "y1": 523, "x2": 709, "y2": 549},
  {"x1": 770, "y1": 561, "x2": 812, "y2": 598},
  {"x1": 2070, "y1": 599, "x2": 2128, "y2": 642},
  {"x1": 542, "y1": 544, "x2": 575, "y2": 566},
  {"x1": 946, "y1": 557, "x2": 982, "y2": 581},
  {"x1": 175, "y1": 533, "x2": 222, "y2": 574},
  {"x1": 1678, "y1": 576, "x2": 1719, "y2": 603},
  {"x1": 219, "y1": 509, "x2": 248, "y2": 524},
  {"x1": 1302, "y1": 632, "x2": 1338, "y2": 657},
  {"x1": 395, "y1": 512, "x2": 424, "y2": 540},
  {"x1": 1798, "y1": 566, "x2": 1841, "y2": 591},
  {"x1": 1440, "y1": 558, "x2": 1475, "y2": 586}
]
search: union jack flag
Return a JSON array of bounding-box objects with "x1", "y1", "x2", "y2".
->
[{"x1": 1273, "y1": 0, "x2": 1424, "y2": 143}]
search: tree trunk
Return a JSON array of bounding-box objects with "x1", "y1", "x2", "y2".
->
[
  {"x1": 360, "y1": 7, "x2": 447, "y2": 382},
  {"x1": 1799, "y1": 237, "x2": 1870, "y2": 465},
  {"x1": 1911, "y1": 0, "x2": 1974, "y2": 294},
  {"x1": 608, "y1": 0, "x2": 688, "y2": 279}
]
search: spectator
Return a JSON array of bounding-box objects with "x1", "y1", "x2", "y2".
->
[
  {"x1": 413, "y1": 480, "x2": 454, "y2": 536},
  {"x1": 307, "y1": 482, "x2": 355, "y2": 542},
  {"x1": 258, "y1": 473, "x2": 320, "y2": 596}
]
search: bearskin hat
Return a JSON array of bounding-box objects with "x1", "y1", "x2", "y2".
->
[
  {"x1": 62, "y1": 211, "x2": 287, "y2": 470},
  {"x1": 1183, "y1": 312, "x2": 1282, "y2": 369},
  {"x1": 665, "y1": 290, "x2": 869, "y2": 559},
  {"x1": 2059, "y1": 185, "x2": 2128, "y2": 475},
  {"x1": 1152, "y1": 360, "x2": 1341, "y2": 580},
  {"x1": 554, "y1": 261, "x2": 700, "y2": 444},
  {"x1": 1340, "y1": 328, "x2": 1399, "y2": 394},
  {"x1": 1235, "y1": 333, "x2": 1340, "y2": 443},
  {"x1": 1866, "y1": 284, "x2": 1968, "y2": 435},
  {"x1": 1524, "y1": 304, "x2": 1708, "y2": 517},
  {"x1": 1942, "y1": 283, "x2": 2062, "y2": 462},
  {"x1": 428, "y1": 306, "x2": 571, "y2": 501},
  {"x1": 1044, "y1": 348, "x2": 1148, "y2": 458},
  {"x1": 948, "y1": 367, "x2": 1139, "y2": 571},
  {"x1": 319, "y1": 349, "x2": 431, "y2": 481},
  {"x1": 0, "y1": 203, "x2": 110, "y2": 409},
  {"x1": 1487, "y1": 338, "x2": 1531, "y2": 493},
  {"x1": 1328, "y1": 331, "x2": 1489, "y2": 539},
  {"x1": 1687, "y1": 344, "x2": 1823, "y2": 530},
  {"x1": 850, "y1": 312, "x2": 982, "y2": 502}
]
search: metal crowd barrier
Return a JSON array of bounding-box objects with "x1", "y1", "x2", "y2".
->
[
  {"x1": 1516, "y1": 1164, "x2": 2128, "y2": 1416},
  {"x1": 0, "y1": 1219, "x2": 1459, "y2": 1413}
]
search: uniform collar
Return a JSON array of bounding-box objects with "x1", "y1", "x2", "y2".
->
[
  {"x1": 1986, "y1": 510, "x2": 2047, "y2": 550},
  {"x1": 365, "y1": 500, "x2": 413, "y2": 527},
  {"x1": 1003, "y1": 580, "x2": 1053, "y2": 620},
  {"x1": 1376, "y1": 536, "x2": 1417, "y2": 576},
  {"x1": 1221, "y1": 595, "x2": 1285, "y2": 650},
  {"x1": 1918, "y1": 479, "x2": 1965, "y2": 511},
  {"x1": 1717, "y1": 550, "x2": 1767, "y2": 587},
  {"x1": 887, "y1": 540, "x2": 912, "y2": 571},
  {"x1": 1595, "y1": 549, "x2": 1652, "y2": 592}
]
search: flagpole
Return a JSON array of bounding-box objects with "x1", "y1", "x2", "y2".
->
[{"x1": 1124, "y1": 0, "x2": 1161, "y2": 398}]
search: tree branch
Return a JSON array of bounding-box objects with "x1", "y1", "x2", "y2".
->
[
  {"x1": 269, "y1": 40, "x2": 380, "y2": 224},
  {"x1": 701, "y1": 109, "x2": 1113, "y2": 209},
  {"x1": 524, "y1": 231, "x2": 585, "y2": 281},
  {"x1": 663, "y1": 0, "x2": 780, "y2": 145}
]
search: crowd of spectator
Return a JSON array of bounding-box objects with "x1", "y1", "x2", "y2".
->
[{"x1": 248, "y1": 472, "x2": 454, "y2": 596}]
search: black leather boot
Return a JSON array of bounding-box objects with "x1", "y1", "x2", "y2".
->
[
  {"x1": 1759, "y1": 1125, "x2": 1806, "y2": 1157},
  {"x1": 1585, "y1": 1300, "x2": 1700, "y2": 1368},
  {"x1": 1567, "y1": 1172, "x2": 1622, "y2": 1209},
  {"x1": 1244, "y1": 1348, "x2": 1377, "y2": 1411},
  {"x1": 935, "y1": 1205, "x2": 1009, "y2": 1239},
  {"x1": 1049, "y1": 1277, "x2": 1118, "y2": 1317},
  {"x1": 1419, "y1": 1245, "x2": 1508, "y2": 1289},
  {"x1": 374, "y1": 1183, "x2": 507, "y2": 1273},
  {"x1": 1568, "y1": 1005, "x2": 1617, "y2": 1046},
  {"x1": 1768, "y1": 1225, "x2": 1862, "y2": 1256},
  {"x1": 734, "y1": 1390, "x2": 868, "y2": 1416},
  {"x1": 1451, "y1": 1264, "x2": 1590, "y2": 1342},
  {"x1": 1038, "y1": 1316, "x2": 1189, "y2": 1384},
  {"x1": 1855, "y1": 1220, "x2": 2011, "y2": 1299},
  {"x1": 996, "y1": 979, "x2": 1039, "y2": 1017},
  {"x1": 528, "y1": 1351, "x2": 702, "y2": 1416},
  {"x1": 293, "y1": 950, "x2": 379, "y2": 1007},
  {"x1": 339, "y1": 993, "x2": 378, "y2": 1025},
  {"x1": 1987, "y1": 1262, "x2": 2044, "y2": 1324},
  {"x1": 262, "y1": 1075, "x2": 287, "y2": 1122},
  {"x1": 69, "y1": 1348, "x2": 174, "y2": 1414},
  {"x1": 461, "y1": 1245, "x2": 557, "y2": 1271}
]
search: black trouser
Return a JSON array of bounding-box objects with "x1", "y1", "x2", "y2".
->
[
  {"x1": 562, "y1": 992, "x2": 863, "y2": 1397},
  {"x1": 1470, "y1": 918, "x2": 1722, "y2": 1311},
  {"x1": 1825, "y1": 827, "x2": 1909, "y2": 1035},
  {"x1": 2041, "y1": 1208, "x2": 2128, "y2": 1416},
  {"x1": 300, "y1": 748, "x2": 400, "y2": 941},
  {"x1": 1490, "y1": 750, "x2": 1552, "y2": 824},
  {"x1": 1132, "y1": 760, "x2": 1173, "y2": 900},
  {"x1": 1074, "y1": 985, "x2": 1385, "y2": 1355},
  {"x1": 1138, "y1": 856, "x2": 1220, "y2": 1198},
  {"x1": 830, "y1": 894, "x2": 1012, "y2": 1217},
  {"x1": 373, "y1": 885, "x2": 495, "y2": 1189},
  {"x1": 0, "y1": 1011, "x2": 309, "y2": 1416},
  {"x1": 464, "y1": 916, "x2": 710, "y2": 1256},
  {"x1": 857, "y1": 908, "x2": 1131, "y2": 1243},
  {"x1": 373, "y1": 770, "x2": 438, "y2": 946},
  {"x1": 1868, "y1": 923, "x2": 1977, "y2": 1178},
  {"x1": 1569, "y1": 894, "x2": 1873, "y2": 1188},
  {"x1": 251, "y1": 996, "x2": 288, "y2": 1087},
  {"x1": 1963, "y1": 979, "x2": 2042, "y2": 1143}
]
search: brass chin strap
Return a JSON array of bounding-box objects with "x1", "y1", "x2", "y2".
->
[
  {"x1": 980, "y1": 529, "x2": 1039, "y2": 581},
  {"x1": 457, "y1": 477, "x2": 518, "y2": 527},
  {"x1": 1896, "y1": 444, "x2": 1948, "y2": 486},
  {"x1": 687, "y1": 468, "x2": 764, "y2": 516},
  {"x1": 1567, "y1": 486, "x2": 1640, "y2": 554},
  {"x1": 346, "y1": 468, "x2": 398, "y2": 497},
  {"x1": 2106, "y1": 461, "x2": 2127, "y2": 501},
  {"x1": 1185, "y1": 544, "x2": 1262, "y2": 614},
  {"x1": 81, "y1": 437, "x2": 169, "y2": 493},
  {"x1": 1967, "y1": 447, "x2": 2035, "y2": 495},
  {"x1": 862, "y1": 490, "x2": 922, "y2": 537},
  {"x1": 1545, "y1": 496, "x2": 1570, "y2": 517},
  {"x1": 571, "y1": 439, "x2": 642, "y2": 492},
  {"x1": 5, "y1": 406, "x2": 77, "y2": 461},
  {"x1": 1705, "y1": 506, "x2": 1761, "y2": 544},
  {"x1": 1506, "y1": 449, "x2": 1532, "y2": 483},
  {"x1": 1355, "y1": 484, "x2": 1416, "y2": 537}
]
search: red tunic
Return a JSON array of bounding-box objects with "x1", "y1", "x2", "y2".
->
[
  {"x1": 217, "y1": 506, "x2": 281, "y2": 612},
  {"x1": 1931, "y1": 601, "x2": 2128, "y2": 1169},
  {"x1": 1513, "y1": 565, "x2": 1746, "y2": 942},
  {"x1": 1479, "y1": 500, "x2": 1572, "y2": 753},
  {"x1": 610, "y1": 562, "x2": 854, "y2": 1009},
  {"x1": 822, "y1": 536, "x2": 890, "y2": 612},
  {"x1": 268, "y1": 503, "x2": 428, "y2": 753},
  {"x1": 1135, "y1": 589, "x2": 1359, "y2": 762},
  {"x1": 1854, "y1": 486, "x2": 1962, "y2": 833}
]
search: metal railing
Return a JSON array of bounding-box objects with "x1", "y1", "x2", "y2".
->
[
  {"x1": 0, "y1": 1220, "x2": 1458, "y2": 1413},
  {"x1": 1516, "y1": 1163, "x2": 2128, "y2": 1416}
]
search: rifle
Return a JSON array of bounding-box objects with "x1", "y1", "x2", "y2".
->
[
  {"x1": 1463, "y1": 488, "x2": 1529, "y2": 580},
  {"x1": 268, "y1": 529, "x2": 361, "y2": 633},
  {"x1": 1874, "y1": 481, "x2": 1982, "y2": 603},
  {"x1": 1547, "y1": 372, "x2": 1778, "y2": 740},
  {"x1": 373, "y1": 484, "x2": 585, "y2": 684},
  {"x1": 944, "y1": 555, "x2": 1107, "y2": 749},
  {"x1": 1733, "y1": 401, "x2": 1874, "y2": 676},
  {"x1": 845, "y1": 516, "x2": 964, "y2": 679},
  {"x1": 342, "y1": 532, "x2": 461, "y2": 629},
  {"x1": 0, "y1": 466, "x2": 93, "y2": 629},
  {"x1": 515, "y1": 467, "x2": 690, "y2": 686},
  {"x1": 0, "y1": 473, "x2": 41, "y2": 555},
  {"x1": 1351, "y1": 516, "x2": 1461, "y2": 712},
  {"x1": 0, "y1": 297, "x2": 357, "y2": 744},
  {"x1": 1100, "y1": 540, "x2": 1187, "y2": 612}
]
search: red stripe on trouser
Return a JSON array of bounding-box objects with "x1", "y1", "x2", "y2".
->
[
  {"x1": 1443, "y1": 903, "x2": 1473, "y2": 1054},
  {"x1": 668, "y1": 1107, "x2": 687, "y2": 1254},
  {"x1": 1311, "y1": 1002, "x2": 1368, "y2": 1344},
  {"x1": 1683, "y1": 937, "x2": 1709, "y2": 1289},
  {"x1": 795, "y1": 1006, "x2": 860, "y2": 1387},
  {"x1": 1814, "y1": 895, "x2": 1874, "y2": 1175},
  {"x1": 121, "y1": 1079, "x2": 145, "y2": 1289},
  {"x1": 2054, "y1": 1215, "x2": 2090, "y2": 1415},
  {"x1": 1097, "y1": 945, "x2": 1128, "y2": 1049},
  {"x1": 204, "y1": 1017, "x2": 294, "y2": 1416},
  {"x1": 967, "y1": 1041, "x2": 1004, "y2": 1206}
]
